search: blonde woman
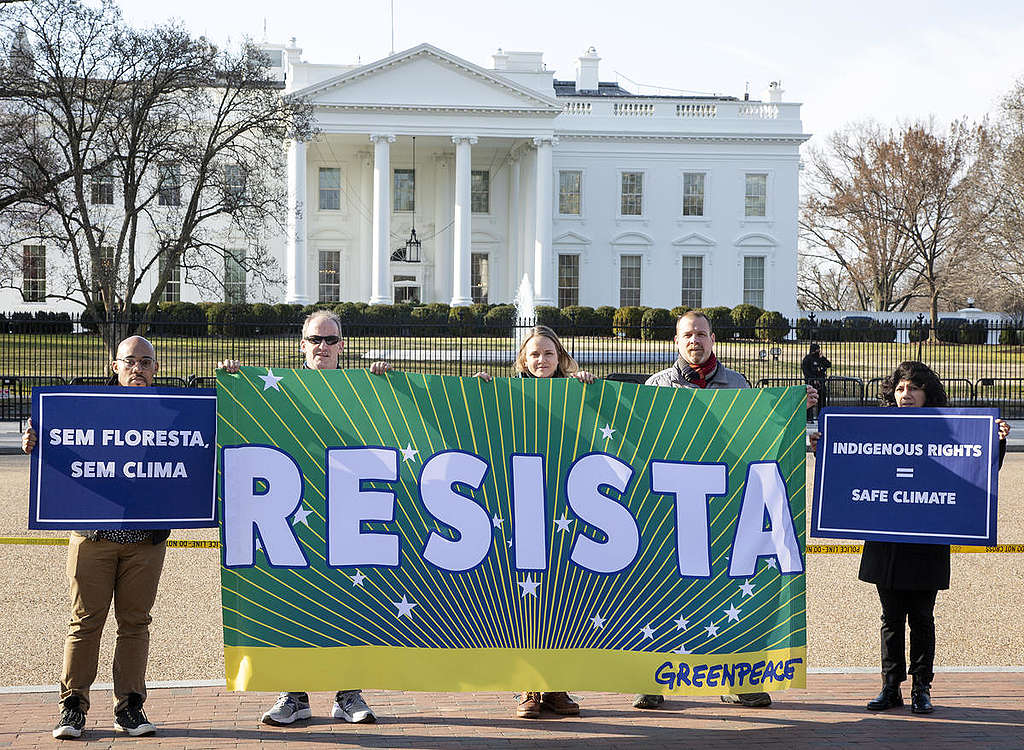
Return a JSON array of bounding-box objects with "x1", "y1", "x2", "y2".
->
[{"x1": 476, "y1": 325, "x2": 593, "y2": 718}]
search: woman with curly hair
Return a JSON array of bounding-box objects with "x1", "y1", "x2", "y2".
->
[
  {"x1": 474, "y1": 325, "x2": 593, "y2": 719},
  {"x1": 823, "y1": 361, "x2": 1010, "y2": 715}
]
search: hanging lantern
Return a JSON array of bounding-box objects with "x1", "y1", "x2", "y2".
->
[{"x1": 404, "y1": 135, "x2": 421, "y2": 262}]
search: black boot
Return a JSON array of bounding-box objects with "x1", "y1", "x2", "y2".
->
[
  {"x1": 911, "y1": 679, "x2": 933, "y2": 714},
  {"x1": 867, "y1": 678, "x2": 903, "y2": 711}
]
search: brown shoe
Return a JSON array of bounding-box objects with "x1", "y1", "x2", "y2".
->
[
  {"x1": 517, "y1": 691, "x2": 542, "y2": 719},
  {"x1": 542, "y1": 691, "x2": 580, "y2": 716}
]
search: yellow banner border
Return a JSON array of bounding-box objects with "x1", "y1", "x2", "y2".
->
[{"x1": 224, "y1": 645, "x2": 806, "y2": 695}]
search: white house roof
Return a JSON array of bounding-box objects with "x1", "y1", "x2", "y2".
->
[{"x1": 292, "y1": 43, "x2": 562, "y2": 115}]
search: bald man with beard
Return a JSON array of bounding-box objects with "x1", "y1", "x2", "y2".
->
[{"x1": 23, "y1": 336, "x2": 168, "y2": 739}]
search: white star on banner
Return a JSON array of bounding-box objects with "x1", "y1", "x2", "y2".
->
[
  {"x1": 724, "y1": 603, "x2": 742, "y2": 622},
  {"x1": 254, "y1": 538, "x2": 262, "y2": 551},
  {"x1": 600, "y1": 424, "x2": 616, "y2": 440},
  {"x1": 765, "y1": 558, "x2": 778, "y2": 569},
  {"x1": 291, "y1": 506, "x2": 312, "y2": 527},
  {"x1": 554, "y1": 513, "x2": 573, "y2": 533},
  {"x1": 639, "y1": 624, "x2": 656, "y2": 640},
  {"x1": 350, "y1": 570, "x2": 366, "y2": 587},
  {"x1": 259, "y1": 368, "x2": 283, "y2": 391},
  {"x1": 739, "y1": 580, "x2": 756, "y2": 598},
  {"x1": 492, "y1": 514, "x2": 504, "y2": 530},
  {"x1": 393, "y1": 596, "x2": 418, "y2": 619},
  {"x1": 400, "y1": 443, "x2": 419, "y2": 462},
  {"x1": 673, "y1": 643, "x2": 691, "y2": 654},
  {"x1": 518, "y1": 576, "x2": 541, "y2": 598},
  {"x1": 590, "y1": 613, "x2": 606, "y2": 629},
  {"x1": 507, "y1": 538, "x2": 513, "y2": 548},
  {"x1": 704, "y1": 622, "x2": 719, "y2": 638},
  {"x1": 673, "y1": 615, "x2": 689, "y2": 631}
]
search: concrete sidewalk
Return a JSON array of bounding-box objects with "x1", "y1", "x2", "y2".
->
[{"x1": 2, "y1": 673, "x2": 1022, "y2": 749}]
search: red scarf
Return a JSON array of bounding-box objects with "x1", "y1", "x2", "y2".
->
[{"x1": 680, "y1": 352, "x2": 719, "y2": 388}]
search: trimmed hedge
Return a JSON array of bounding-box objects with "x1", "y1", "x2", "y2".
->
[
  {"x1": 641, "y1": 307, "x2": 674, "y2": 341},
  {"x1": 756, "y1": 311, "x2": 790, "y2": 343},
  {"x1": 12, "y1": 300, "x2": 805, "y2": 342},
  {"x1": 613, "y1": 306, "x2": 646, "y2": 338}
]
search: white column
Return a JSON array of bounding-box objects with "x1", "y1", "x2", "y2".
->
[
  {"x1": 285, "y1": 138, "x2": 309, "y2": 303},
  {"x1": 533, "y1": 136, "x2": 556, "y2": 306},
  {"x1": 432, "y1": 153, "x2": 453, "y2": 303},
  {"x1": 450, "y1": 135, "x2": 476, "y2": 307},
  {"x1": 507, "y1": 150, "x2": 521, "y2": 295},
  {"x1": 358, "y1": 150, "x2": 374, "y2": 301},
  {"x1": 369, "y1": 134, "x2": 395, "y2": 305}
]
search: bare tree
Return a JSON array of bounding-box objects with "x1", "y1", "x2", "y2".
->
[
  {"x1": 980, "y1": 78, "x2": 1024, "y2": 312},
  {"x1": 0, "y1": 0, "x2": 313, "y2": 352},
  {"x1": 800, "y1": 120, "x2": 996, "y2": 335},
  {"x1": 799, "y1": 122, "x2": 920, "y2": 312},
  {"x1": 894, "y1": 120, "x2": 995, "y2": 333}
]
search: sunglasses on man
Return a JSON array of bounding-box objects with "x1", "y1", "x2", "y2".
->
[{"x1": 304, "y1": 335, "x2": 341, "y2": 345}]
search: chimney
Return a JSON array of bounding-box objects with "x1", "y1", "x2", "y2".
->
[
  {"x1": 492, "y1": 48, "x2": 509, "y2": 70},
  {"x1": 763, "y1": 80, "x2": 784, "y2": 103},
  {"x1": 576, "y1": 46, "x2": 600, "y2": 92}
]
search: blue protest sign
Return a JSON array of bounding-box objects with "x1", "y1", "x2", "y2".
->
[
  {"x1": 810, "y1": 407, "x2": 999, "y2": 546},
  {"x1": 28, "y1": 386, "x2": 217, "y2": 529}
]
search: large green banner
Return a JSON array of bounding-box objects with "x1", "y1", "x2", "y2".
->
[{"x1": 217, "y1": 368, "x2": 807, "y2": 695}]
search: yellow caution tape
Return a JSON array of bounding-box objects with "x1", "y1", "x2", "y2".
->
[{"x1": 2, "y1": 538, "x2": 1022, "y2": 553}]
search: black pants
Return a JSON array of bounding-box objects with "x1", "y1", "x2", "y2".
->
[{"x1": 876, "y1": 585, "x2": 937, "y2": 684}]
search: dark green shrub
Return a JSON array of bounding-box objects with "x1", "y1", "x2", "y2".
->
[
  {"x1": 562, "y1": 306, "x2": 597, "y2": 332},
  {"x1": 756, "y1": 311, "x2": 790, "y2": 342},
  {"x1": 699, "y1": 306, "x2": 734, "y2": 339},
  {"x1": 223, "y1": 304, "x2": 260, "y2": 337},
  {"x1": 535, "y1": 306, "x2": 564, "y2": 334},
  {"x1": 958, "y1": 320, "x2": 988, "y2": 345},
  {"x1": 448, "y1": 305, "x2": 477, "y2": 334},
  {"x1": 669, "y1": 306, "x2": 691, "y2": 320},
  {"x1": 909, "y1": 320, "x2": 930, "y2": 342},
  {"x1": 483, "y1": 304, "x2": 516, "y2": 334},
  {"x1": 870, "y1": 320, "x2": 897, "y2": 343},
  {"x1": 998, "y1": 327, "x2": 1018, "y2": 345},
  {"x1": 333, "y1": 302, "x2": 366, "y2": 336},
  {"x1": 205, "y1": 302, "x2": 231, "y2": 336},
  {"x1": 593, "y1": 306, "x2": 616, "y2": 336},
  {"x1": 842, "y1": 316, "x2": 873, "y2": 342},
  {"x1": 641, "y1": 307, "x2": 675, "y2": 341},
  {"x1": 613, "y1": 306, "x2": 645, "y2": 339},
  {"x1": 249, "y1": 303, "x2": 278, "y2": 336},
  {"x1": 730, "y1": 304, "x2": 763, "y2": 338},
  {"x1": 158, "y1": 302, "x2": 207, "y2": 336},
  {"x1": 795, "y1": 318, "x2": 812, "y2": 341}
]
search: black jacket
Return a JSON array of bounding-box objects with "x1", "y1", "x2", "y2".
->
[{"x1": 858, "y1": 438, "x2": 1007, "y2": 590}]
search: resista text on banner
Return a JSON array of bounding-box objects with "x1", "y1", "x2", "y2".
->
[{"x1": 216, "y1": 368, "x2": 808, "y2": 695}]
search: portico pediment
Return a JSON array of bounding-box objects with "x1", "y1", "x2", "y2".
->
[{"x1": 295, "y1": 43, "x2": 561, "y2": 114}]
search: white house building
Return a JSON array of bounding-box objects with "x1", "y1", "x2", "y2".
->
[{"x1": 3, "y1": 42, "x2": 809, "y2": 314}]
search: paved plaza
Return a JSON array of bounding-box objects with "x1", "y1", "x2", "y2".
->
[{"x1": 1, "y1": 447, "x2": 1022, "y2": 748}]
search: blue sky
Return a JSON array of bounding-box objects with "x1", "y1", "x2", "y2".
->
[{"x1": 115, "y1": 0, "x2": 1024, "y2": 146}]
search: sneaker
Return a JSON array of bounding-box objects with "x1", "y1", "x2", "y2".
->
[
  {"x1": 53, "y1": 695, "x2": 86, "y2": 739},
  {"x1": 113, "y1": 693, "x2": 156, "y2": 737},
  {"x1": 332, "y1": 690, "x2": 376, "y2": 723},
  {"x1": 261, "y1": 692, "x2": 312, "y2": 726},
  {"x1": 632, "y1": 693, "x2": 665, "y2": 709},
  {"x1": 516, "y1": 691, "x2": 542, "y2": 719},
  {"x1": 541, "y1": 691, "x2": 580, "y2": 716},
  {"x1": 721, "y1": 692, "x2": 772, "y2": 707}
]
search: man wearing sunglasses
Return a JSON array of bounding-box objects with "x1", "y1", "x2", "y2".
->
[
  {"x1": 219, "y1": 309, "x2": 389, "y2": 726},
  {"x1": 23, "y1": 336, "x2": 167, "y2": 739}
]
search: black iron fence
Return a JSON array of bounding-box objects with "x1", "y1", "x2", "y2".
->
[{"x1": 1, "y1": 315, "x2": 1023, "y2": 426}]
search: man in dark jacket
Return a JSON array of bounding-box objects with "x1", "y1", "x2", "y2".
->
[
  {"x1": 635, "y1": 311, "x2": 816, "y2": 711},
  {"x1": 23, "y1": 336, "x2": 166, "y2": 739},
  {"x1": 800, "y1": 343, "x2": 830, "y2": 421}
]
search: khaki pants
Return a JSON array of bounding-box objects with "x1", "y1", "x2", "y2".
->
[{"x1": 61, "y1": 535, "x2": 166, "y2": 714}]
